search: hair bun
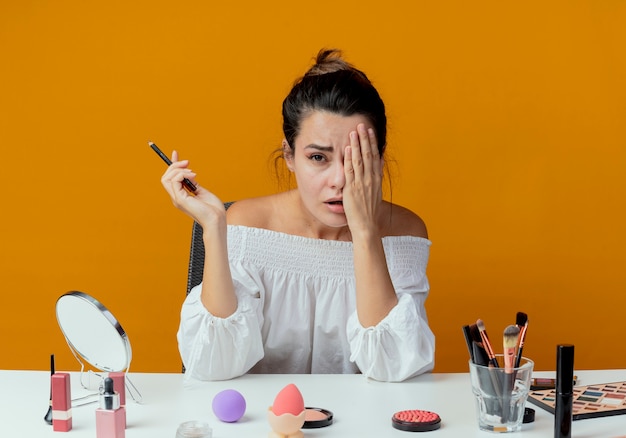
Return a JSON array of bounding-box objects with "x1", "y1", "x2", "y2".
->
[{"x1": 305, "y1": 48, "x2": 352, "y2": 76}]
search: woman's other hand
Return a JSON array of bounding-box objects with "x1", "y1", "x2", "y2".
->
[{"x1": 342, "y1": 124, "x2": 383, "y2": 237}]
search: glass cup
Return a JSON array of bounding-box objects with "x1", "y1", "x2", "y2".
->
[
  {"x1": 469, "y1": 356, "x2": 534, "y2": 433},
  {"x1": 175, "y1": 421, "x2": 213, "y2": 438}
]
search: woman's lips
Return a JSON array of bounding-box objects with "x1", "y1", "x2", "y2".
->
[{"x1": 325, "y1": 200, "x2": 344, "y2": 213}]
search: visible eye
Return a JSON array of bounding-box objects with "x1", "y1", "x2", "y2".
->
[{"x1": 309, "y1": 154, "x2": 325, "y2": 162}]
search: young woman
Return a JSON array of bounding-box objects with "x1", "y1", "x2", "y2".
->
[{"x1": 160, "y1": 49, "x2": 435, "y2": 382}]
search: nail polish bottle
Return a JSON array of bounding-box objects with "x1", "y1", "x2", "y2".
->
[{"x1": 96, "y1": 377, "x2": 125, "y2": 438}]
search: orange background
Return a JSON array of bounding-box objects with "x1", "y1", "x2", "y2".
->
[{"x1": 1, "y1": 1, "x2": 625, "y2": 374}]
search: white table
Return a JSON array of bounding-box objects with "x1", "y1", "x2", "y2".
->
[{"x1": 1, "y1": 369, "x2": 625, "y2": 437}]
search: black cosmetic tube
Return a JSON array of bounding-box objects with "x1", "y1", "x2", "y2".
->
[{"x1": 554, "y1": 344, "x2": 575, "y2": 438}]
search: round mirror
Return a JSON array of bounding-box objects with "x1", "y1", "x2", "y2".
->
[{"x1": 56, "y1": 291, "x2": 131, "y2": 372}]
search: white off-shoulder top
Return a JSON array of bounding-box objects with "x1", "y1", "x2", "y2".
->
[{"x1": 178, "y1": 225, "x2": 435, "y2": 382}]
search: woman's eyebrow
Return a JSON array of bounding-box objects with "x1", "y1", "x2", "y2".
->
[{"x1": 304, "y1": 144, "x2": 333, "y2": 152}]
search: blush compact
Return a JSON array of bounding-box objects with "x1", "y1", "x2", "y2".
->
[
  {"x1": 302, "y1": 407, "x2": 333, "y2": 428},
  {"x1": 392, "y1": 409, "x2": 441, "y2": 432}
]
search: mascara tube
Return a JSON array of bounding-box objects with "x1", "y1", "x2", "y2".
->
[{"x1": 554, "y1": 344, "x2": 574, "y2": 438}]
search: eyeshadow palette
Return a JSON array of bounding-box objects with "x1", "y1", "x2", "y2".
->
[{"x1": 527, "y1": 381, "x2": 626, "y2": 420}]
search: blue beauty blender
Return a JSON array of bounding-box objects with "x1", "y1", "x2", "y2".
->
[{"x1": 212, "y1": 389, "x2": 246, "y2": 423}]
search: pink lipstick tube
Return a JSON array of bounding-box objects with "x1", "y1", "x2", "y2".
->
[{"x1": 51, "y1": 373, "x2": 72, "y2": 432}]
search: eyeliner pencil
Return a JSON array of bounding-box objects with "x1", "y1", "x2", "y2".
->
[{"x1": 148, "y1": 141, "x2": 197, "y2": 192}]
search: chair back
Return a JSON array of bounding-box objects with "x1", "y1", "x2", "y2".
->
[{"x1": 186, "y1": 202, "x2": 234, "y2": 295}]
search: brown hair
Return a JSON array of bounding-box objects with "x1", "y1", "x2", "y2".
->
[{"x1": 281, "y1": 49, "x2": 387, "y2": 157}]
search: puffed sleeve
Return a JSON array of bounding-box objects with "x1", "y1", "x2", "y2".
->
[
  {"x1": 346, "y1": 239, "x2": 435, "y2": 382},
  {"x1": 347, "y1": 293, "x2": 435, "y2": 382},
  {"x1": 177, "y1": 267, "x2": 265, "y2": 381}
]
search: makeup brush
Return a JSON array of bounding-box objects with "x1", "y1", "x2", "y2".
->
[
  {"x1": 462, "y1": 325, "x2": 475, "y2": 363},
  {"x1": 44, "y1": 353, "x2": 55, "y2": 425},
  {"x1": 468, "y1": 323, "x2": 490, "y2": 366},
  {"x1": 472, "y1": 341, "x2": 490, "y2": 367},
  {"x1": 503, "y1": 325, "x2": 520, "y2": 372},
  {"x1": 469, "y1": 323, "x2": 482, "y2": 344},
  {"x1": 476, "y1": 319, "x2": 499, "y2": 368},
  {"x1": 502, "y1": 325, "x2": 520, "y2": 423},
  {"x1": 514, "y1": 312, "x2": 528, "y2": 368}
]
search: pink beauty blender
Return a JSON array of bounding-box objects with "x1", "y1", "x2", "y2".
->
[
  {"x1": 268, "y1": 384, "x2": 306, "y2": 437},
  {"x1": 271, "y1": 383, "x2": 304, "y2": 415},
  {"x1": 212, "y1": 389, "x2": 246, "y2": 422}
]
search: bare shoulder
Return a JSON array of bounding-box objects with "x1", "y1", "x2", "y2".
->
[
  {"x1": 383, "y1": 202, "x2": 429, "y2": 239},
  {"x1": 226, "y1": 194, "x2": 283, "y2": 228}
]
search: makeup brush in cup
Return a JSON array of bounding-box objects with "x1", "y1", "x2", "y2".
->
[
  {"x1": 468, "y1": 323, "x2": 490, "y2": 366},
  {"x1": 472, "y1": 342, "x2": 490, "y2": 367},
  {"x1": 476, "y1": 319, "x2": 499, "y2": 368},
  {"x1": 502, "y1": 325, "x2": 520, "y2": 423},
  {"x1": 462, "y1": 325, "x2": 475, "y2": 363},
  {"x1": 468, "y1": 322, "x2": 501, "y2": 413},
  {"x1": 503, "y1": 325, "x2": 520, "y2": 372},
  {"x1": 514, "y1": 312, "x2": 528, "y2": 368},
  {"x1": 468, "y1": 324, "x2": 491, "y2": 366}
]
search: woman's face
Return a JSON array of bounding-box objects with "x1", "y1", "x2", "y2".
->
[{"x1": 285, "y1": 110, "x2": 375, "y2": 230}]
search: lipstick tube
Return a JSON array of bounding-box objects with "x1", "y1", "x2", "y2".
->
[
  {"x1": 51, "y1": 372, "x2": 72, "y2": 432},
  {"x1": 554, "y1": 344, "x2": 574, "y2": 438},
  {"x1": 96, "y1": 377, "x2": 125, "y2": 438}
]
